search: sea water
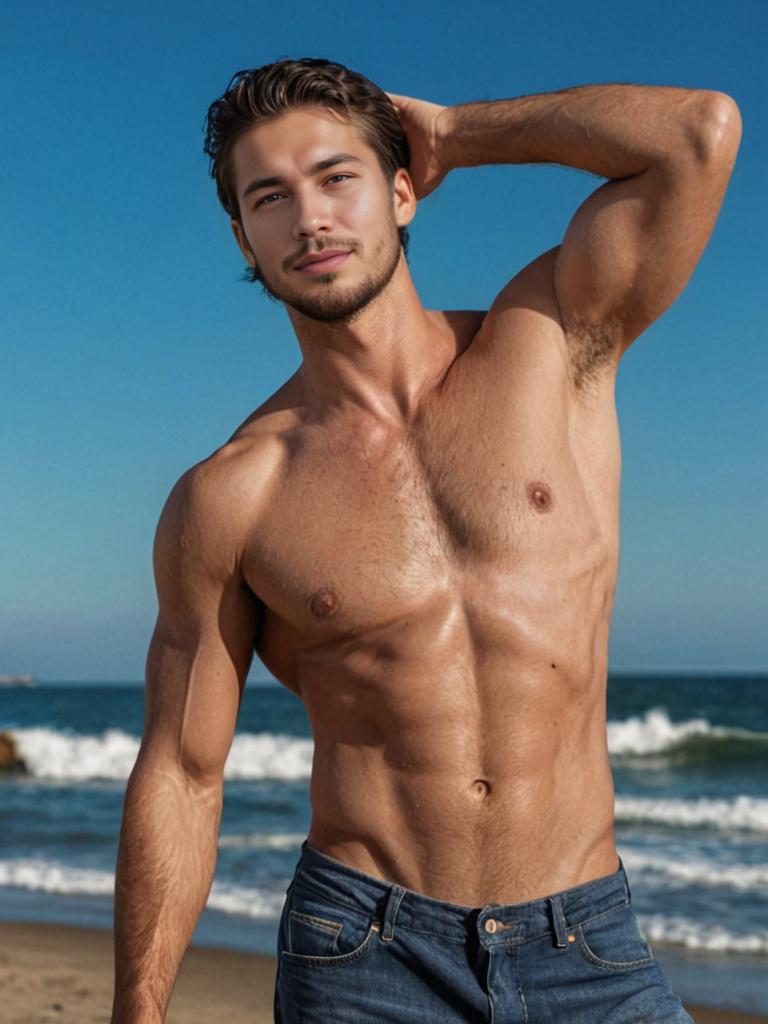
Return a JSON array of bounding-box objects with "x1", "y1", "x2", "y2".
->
[{"x1": 1, "y1": 674, "x2": 766, "y2": 1012}]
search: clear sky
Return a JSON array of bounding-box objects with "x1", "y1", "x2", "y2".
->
[{"x1": 2, "y1": 0, "x2": 765, "y2": 681}]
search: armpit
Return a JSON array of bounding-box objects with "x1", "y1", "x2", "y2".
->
[{"x1": 562, "y1": 314, "x2": 623, "y2": 391}]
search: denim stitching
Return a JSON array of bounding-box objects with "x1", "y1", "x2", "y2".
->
[
  {"x1": 280, "y1": 922, "x2": 379, "y2": 968},
  {"x1": 291, "y1": 878, "x2": 633, "y2": 948},
  {"x1": 288, "y1": 910, "x2": 343, "y2": 937},
  {"x1": 386, "y1": 924, "x2": 467, "y2": 944},
  {"x1": 574, "y1": 921, "x2": 654, "y2": 972},
  {"x1": 512, "y1": 944, "x2": 529, "y2": 1024},
  {"x1": 291, "y1": 879, "x2": 372, "y2": 918},
  {"x1": 568, "y1": 897, "x2": 632, "y2": 931}
]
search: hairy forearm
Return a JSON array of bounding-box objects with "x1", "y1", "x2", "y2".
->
[
  {"x1": 438, "y1": 83, "x2": 715, "y2": 181},
  {"x1": 111, "y1": 757, "x2": 222, "y2": 1024}
]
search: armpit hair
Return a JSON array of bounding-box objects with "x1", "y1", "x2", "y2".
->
[{"x1": 562, "y1": 315, "x2": 622, "y2": 392}]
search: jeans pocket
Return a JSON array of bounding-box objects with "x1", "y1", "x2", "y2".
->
[
  {"x1": 575, "y1": 903, "x2": 655, "y2": 971},
  {"x1": 281, "y1": 883, "x2": 380, "y2": 968},
  {"x1": 288, "y1": 909, "x2": 343, "y2": 957}
]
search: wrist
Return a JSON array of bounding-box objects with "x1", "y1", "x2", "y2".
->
[{"x1": 434, "y1": 104, "x2": 461, "y2": 174}]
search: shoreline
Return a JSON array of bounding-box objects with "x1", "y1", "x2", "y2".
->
[{"x1": 0, "y1": 920, "x2": 765, "y2": 1023}]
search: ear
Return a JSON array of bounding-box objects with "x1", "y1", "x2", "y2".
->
[
  {"x1": 231, "y1": 220, "x2": 256, "y2": 265},
  {"x1": 392, "y1": 168, "x2": 417, "y2": 228}
]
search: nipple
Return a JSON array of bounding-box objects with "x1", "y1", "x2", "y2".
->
[
  {"x1": 527, "y1": 480, "x2": 553, "y2": 513},
  {"x1": 309, "y1": 586, "x2": 340, "y2": 618}
]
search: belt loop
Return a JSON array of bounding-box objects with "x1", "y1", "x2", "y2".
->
[
  {"x1": 619, "y1": 856, "x2": 632, "y2": 903},
  {"x1": 380, "y1": 884, "x2": 406, "y2": 942},
  {"x1": 549, "y1": 895, "x2": 568, "y2": 949}
]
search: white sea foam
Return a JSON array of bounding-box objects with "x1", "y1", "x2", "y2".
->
[
  {"x1": 2, "y1": 856, "x2": 765, "y2": 952},
  {"x1": 0, "y1": 857, "x2": 285, "y2": 917},
  {"x1": 8, "y1": 709, "x2": 765, "y2": 783},
  {"x1": 0, "y1": 859, "x2": 115, "y2": 896},
  {"x1": 620, "y1": 848, "x2": 768, "y2": 890},
  {"x1": 607, "y1": 707, "x2": 763, "y2": 756},
  {"x1": 222, "y1": 733, "x2": 313, "y2": 781},
  {"x1": 12, "y1": 728, "x2": 141, "y2": 780},
  {"x1": 10, "y1": 728, "x2": 313, "y2": 782},
  {"x1": 615, "y1": 795, "x2": 768, "y2": 833},
  {"x1": 218, "y1": 832, "x2": 306, "y2": 850},
  {"x1": 206, "y1": 880, "x2": 286, "y2": 918},
  {"x1": 638, "y1": 912, "x2": 768, "y2": 954}
]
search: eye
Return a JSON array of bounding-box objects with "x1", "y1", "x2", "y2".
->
[
  {"x1": 254, "y1": 192, "x2": 284, "y2": 209},
  {"x1": 325, "y1": 173, "x2": 352, "y2": 185}
]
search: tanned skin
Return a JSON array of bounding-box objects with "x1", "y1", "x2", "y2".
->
[{"x1": 111, "y1": 84, "x2": 740, "y2": 1022}]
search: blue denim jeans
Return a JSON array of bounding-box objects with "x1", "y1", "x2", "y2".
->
[{"x1": 274, "y1": 840, "x2": 692, "y2": 1023}]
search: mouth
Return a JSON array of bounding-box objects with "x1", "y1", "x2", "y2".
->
[{"x1": 295, "y1": 251, "x2": 352, "y2": 275}]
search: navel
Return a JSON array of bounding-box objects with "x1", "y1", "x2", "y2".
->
[
  {"x1": 526, "y1": 480, "x2": 554, "y2": 513},
  {"x1": 471, "y1": 778, "x2": 491, "y2": 799},
  {"x1": 309, "y1": 586, "x2": 340, "y2": 618}
]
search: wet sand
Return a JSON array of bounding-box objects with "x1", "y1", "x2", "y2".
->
[{"x1": 0, "y1": 921, "x2": 763, "y2": 1023}]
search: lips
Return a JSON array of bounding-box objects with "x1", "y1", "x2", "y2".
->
[{"x1": 295, "y1": 251, "x2": 351, "y2": 274}]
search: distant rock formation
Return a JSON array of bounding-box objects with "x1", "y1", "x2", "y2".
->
[
  {"x1": 0, "y1": 674, "x2": 37, "y2": 686},
  {"x1": 0, "y1": 732, "x2": 27, "y2": 773}
]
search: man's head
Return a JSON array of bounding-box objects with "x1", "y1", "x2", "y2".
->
[{"x1": 203, "y1": 57, "x2": 415, "y2": 323}]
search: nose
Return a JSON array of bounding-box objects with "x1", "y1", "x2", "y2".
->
[{"x1": 291, "y1": 187, "x2": 334, "y2": 241}]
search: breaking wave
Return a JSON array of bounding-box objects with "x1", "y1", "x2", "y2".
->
[
  {"x1": 7, "y1": 728, "x2": 313, "y2": 782},
  {"x1": 607, "y1": 708, "x2": 768, "y2": 764},
  {"x1": 0, "y1": 857, "x2": 286, "y2": 918},
  {"x1": 615, "y1": 795, "x2": 768, "y2": 833},
  {"x1": 5, "y1": 708, "x2": 766, "y2": 783}
]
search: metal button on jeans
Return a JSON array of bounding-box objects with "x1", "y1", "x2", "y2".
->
[{"x1": 484, "y1": 919, "x2": 500, "y2": 933}]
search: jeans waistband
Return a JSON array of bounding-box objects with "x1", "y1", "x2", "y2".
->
[{"x1": 291, "y1": 840, "x2": 629, "y2": 947}]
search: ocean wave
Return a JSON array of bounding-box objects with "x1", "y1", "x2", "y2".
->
[
  {"x1": 0, "y1": 857, "x2": 286, "y2": 917},
  {"x1": 615, "y1": 795, "x2": 768, "y2": 833},
  {"x1": 638, "y1": 912, "x2": 768, "y2": 954},
  {"x1": 218, "y1": 832, "x2": 306, "y2": 850},
  {"x1": 0, "y1": 859, "x2": 115, "y2": 896},
  {"x1": 7, "y1": 710, "x2": 767, "y2": 783},
  {"x1": 621, "y1": 848, "x2": 768, "y2": 890},
  {"x1": 2, "y1": 856, "x2": 766, "y2": 952},
  {"x1": 9, "y1": 728, "x2": 313, "y2": 782},
  {"x1": 607, "y1": 708, "x2": 768, "y2": 762}
]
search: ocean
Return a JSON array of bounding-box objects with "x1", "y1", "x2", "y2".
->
[{"x1": 1, "y1": 674, "x2": 766, "y2": 1013}]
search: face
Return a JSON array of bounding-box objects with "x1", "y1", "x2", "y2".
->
[{"x1": 229, "y1": 106, "x2": 415, "y2": 323}]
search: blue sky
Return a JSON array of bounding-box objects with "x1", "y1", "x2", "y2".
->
[{"x1": 2, "y1": 0, "x2": 765, "y2": 680}]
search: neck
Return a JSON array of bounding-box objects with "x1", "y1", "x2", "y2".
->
[{"x1": 290, "y1": 258, "x2": 453, "y2": 426}]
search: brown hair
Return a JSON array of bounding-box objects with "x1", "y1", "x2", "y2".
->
[{"x1": 203, "y1": 57, "x2": 411, "y2": 254}]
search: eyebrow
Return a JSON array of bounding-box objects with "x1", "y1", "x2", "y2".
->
[{"x1": 241, "y1": 152, "x2": 364, "y2": 201}]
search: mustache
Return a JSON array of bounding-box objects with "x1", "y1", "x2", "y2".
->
[{"x1": 285, "y1": 239, "x2": 359, "y2": 270}]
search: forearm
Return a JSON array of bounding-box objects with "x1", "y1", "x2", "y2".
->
[
  {"x1": 111, "y1": 757, "x2": 222, "y2": 1024},
  {"x1": 438, "y1": 83, "x2": 712, "y2": 180}
]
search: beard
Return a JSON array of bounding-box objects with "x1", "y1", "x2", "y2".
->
[{"x1": 250, "y1": 221, "x2": 403, "y2": 325}]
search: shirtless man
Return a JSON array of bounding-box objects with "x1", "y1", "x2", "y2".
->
[{"x1": 110, "y1": 58, "x2": 741, "y2": 1023}]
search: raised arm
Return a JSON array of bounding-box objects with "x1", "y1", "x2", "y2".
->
[
  {"x1": 111, "y1": 464, "x2": 260, "y2": 1024},
  {"x1": 389, "y1": 84, "x2": 741, "y2": 385}
]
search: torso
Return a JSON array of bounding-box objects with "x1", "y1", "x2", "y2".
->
[{"x1": 223, "y1": 248, "x2": 622, "y2": 905}]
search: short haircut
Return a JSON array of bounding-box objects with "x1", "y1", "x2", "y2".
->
[{"x1": 203, "y1": 57, "x2": 411, "y2": 253}]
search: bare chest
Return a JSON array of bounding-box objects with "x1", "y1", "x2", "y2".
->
[{"x1": 245, "y1": 368, "x2": 618, "y2": 643}]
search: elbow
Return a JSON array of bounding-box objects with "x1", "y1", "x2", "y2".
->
[
  {"x1": 180, "y1": 746, "x2": 228, "y2": 793},
  {"x1": 132, "y1": 741, "x2": 225, "y2": 796},
  {"x1": 687, "y1": 90, "x2": 742, "y2": 165}
]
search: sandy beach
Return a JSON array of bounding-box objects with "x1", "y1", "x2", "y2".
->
[{"x1": 0, "y1": 920, "x2": 763, "y2": 1024}]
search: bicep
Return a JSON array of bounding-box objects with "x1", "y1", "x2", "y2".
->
[
  {"x1": 555, "y1": 93, "x2": 741, "y2": 363},
  {"x1": 140, "y1": 472, "x2": 259, "y2": 783}
]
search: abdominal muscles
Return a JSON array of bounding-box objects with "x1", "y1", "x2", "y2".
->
[{"x1": 300, "y1": 571, "x2": 617, "y2": 906}]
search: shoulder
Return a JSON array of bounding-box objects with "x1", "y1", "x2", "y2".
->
[{"x1": 155, "y1": 390, "x2": 296, "y2": 586}]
